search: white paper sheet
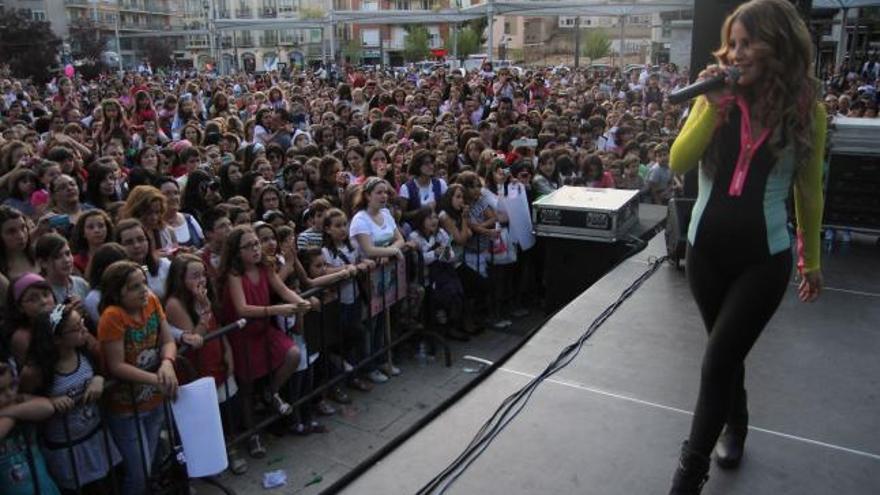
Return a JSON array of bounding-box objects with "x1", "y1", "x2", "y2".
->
[{"x1": 171, "y1": 377, "x2": 228, "y2": 477}]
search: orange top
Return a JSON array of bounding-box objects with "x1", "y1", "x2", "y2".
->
[{"x1": 98, "y1": 293, "x2": 167, "y2": 414}]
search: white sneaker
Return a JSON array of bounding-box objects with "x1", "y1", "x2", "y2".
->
[
  {"x1": 381, "y1": 363, "x2": 402, "y2": 376},
  {"x1": 367, "y1": 370, "x2": 389, "y2": 384}
]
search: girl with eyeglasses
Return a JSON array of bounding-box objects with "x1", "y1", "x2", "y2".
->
[
  {"x1": 25, "y1": 304, "x2": 121, "y2": 494},
  {"x1": 216, "y1": 226, "x2": 311, "y2": 458}
]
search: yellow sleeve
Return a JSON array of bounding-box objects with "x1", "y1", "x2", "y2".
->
[
  {"x1": 669, "y1": 96, "x2": 719, "y2": 175},
  {"x1": 793, "y1": 103, "x2": 827, "y2": 274}
]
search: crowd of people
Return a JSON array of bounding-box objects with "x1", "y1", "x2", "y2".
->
[{"x1": 0, "y1": 53, "x2": 875, "y2": 495}]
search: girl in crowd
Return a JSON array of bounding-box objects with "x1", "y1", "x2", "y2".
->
[
  {"x1": 115, "y1": 218, "x2": 171, "y2": 299},
  {"x1": 349, "y1": 177, "x2": 407, "y2": 383},
  {"x1": 164, "y1": 254, "x2": 247, "y2": 475},
  {"x1": 120, "y1": 185, "x2": 176, "y2": 254},
  {"x1": 0, "y1": 206, "x2": 38, "y2": 279},
  {"x1": 157, "y1": 177, "x2": 204, "y2": 249},
  {"x1": 362, "y1": 146, "x2": 397, "y2": 190},
  {"x1": 220, "y1": 161, "x2": 244, "y2": 199},
  {"x1": 84, "y1": 163, "x2": 121, "y2": 211},
  {"x1": 408, "y1": 207, "x2": 466, "y2": 342},
  {"x1": 3, "y1": 168, "x2": 38, "y2": 217},
  {"x1": 581, "y1": 154, "x2": 616, "y2": 188},
  {"x1": 321, "y1": 208, "x2": 375, "y2": 392},
  {"x1": 98, "y1": 261, "x2": 178, "y2": 495},
  {"x1": 217, "y1": 226, "x2": 310, "y2": 458},
  {"x1": 6, "y1": 273, "x2": 57, "y2": 370},
  {"x1": 71, "y1": 210, "x2": 114, "y2": 275},
  {"x1": 27, "y1": 304, "x2": 122, "y2": 494},
  {"x1": 0, "y1": 357, "x2": 60, "y2": 495},
  {"x1": 83, "y1": 243, "x2": 129, "y2": 325},
  {"x1": 34, "y1": 233, "x2": 90, "y2": 308},
  {"x1": 532, "y1": 149, "x2": 561, "y2": 197}
]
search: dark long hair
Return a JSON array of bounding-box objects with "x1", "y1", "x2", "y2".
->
[
  {"x1": 216, "y1": 225, "x2": 266, "y2": 300},
  {"x1": 0, "y1": 205, "x2": 34, "y2": 274},
  {"x1": 86, "y1": 243, "x2": 128, "y2": 288},
  {"x1": 72, "y1": 210, "x2": 114, "y2": 256},
  {"x1": 98, "y1": 261, "x2": 144, "y2": 313},
  {"x1": 27, "y1": 305, "x2": 94, "y2": 395},
  {"x1": 165, "y1": 254, "x2": 218, "y2": 327},
  {"x1": 85, "y1": 163, "x2": 120, "y2": 210}
]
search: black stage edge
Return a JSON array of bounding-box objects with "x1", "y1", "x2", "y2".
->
[
  {"x1": 543, "y1": 203, "x2": 667, "y2": 313},
  {"x1": 342, "y1": 233, "x2": 880, "y2": 495}
]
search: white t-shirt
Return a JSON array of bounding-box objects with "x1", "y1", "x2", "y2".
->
[
  {"x1": 349, "y1": 208, "x2": 398, "y2": 258},
  {"x1": 398, "y1": 178, "x2": 448, "y2": 209},
  {"x1": 322, "y1": 244, "x2": 360, "y2": 304},
  {"x1": 148, "y1": 257, "x2": 172, "y2": 300}
]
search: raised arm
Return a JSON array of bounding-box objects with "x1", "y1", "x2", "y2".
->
[{"x1": 669, "y1": 96, "x2": 719, "y2": 175}]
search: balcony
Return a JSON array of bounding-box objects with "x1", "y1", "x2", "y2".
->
[
  {"x1": 260, "y1": 36, "x2": 279, "y2": 47},
  {"x1": 187, "y1": 37, "x2": 210, "y2": 48},
  {"x1": 279, "y1": 36, "x2": 300, "y2": 46},
  {"x1": 238, "y1": 36, "x2": 255, "y2": 47},
  {"x1": 217, "y1": 9, "x2": 230, "y2": 19},
  {"x1": 260, "y1": 7, "x2": 277, "y2": 18},
  {"x1": 64, "y1": 0, "x2": 91, "y2": 7},
  {"x1": 235, "y1": 8, "x2": 253, "y2": 18}
]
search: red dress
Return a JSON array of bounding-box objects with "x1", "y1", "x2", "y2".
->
[{"x1": 221, "y1": 267, "x2": 295, "y2": 383}]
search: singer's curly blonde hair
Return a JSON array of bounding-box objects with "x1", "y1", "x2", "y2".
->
[{"x1": 712, "y1": 0, "x2": 819, "y2": 173}]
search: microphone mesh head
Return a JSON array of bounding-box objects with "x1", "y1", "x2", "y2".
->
[{"x1": 727, "y1": 67, "x2": 741, "y2": 83}]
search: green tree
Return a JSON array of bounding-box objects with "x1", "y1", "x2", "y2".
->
[
  {"x1": 446, "y1": 26, "x2": 481, "y2": 60},
  {"x1": 404, "y1": 26, "x2": 431, "y2": 62},
  {"x1": 68, "y1": 18, "x2": 110, "y2": 64},
  {"x1": 0, "y1": 10, "x2": 61, "y2": 83},
  {"x1": 581, "y1": 29, "x2": 611, "y2": 65},
  {"x1": 343, "y1": 39, "x2": 363, "y2": 64}
]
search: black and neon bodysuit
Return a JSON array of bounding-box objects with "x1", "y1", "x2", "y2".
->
[
  {"x1": 668, "y1": 95, "x2": 827, "y2": 458},
  {"x1": 670, "y1": 95, "x2": 826, "y2": 273}
]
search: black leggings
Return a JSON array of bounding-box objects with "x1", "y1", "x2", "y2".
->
[{"x1": 685, "y1": 244, "x2": 792, "y2": 456}]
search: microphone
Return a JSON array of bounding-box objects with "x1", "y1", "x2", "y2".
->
[{"x1": 668, "y1": 67, "x2": 740, "y2": 105}]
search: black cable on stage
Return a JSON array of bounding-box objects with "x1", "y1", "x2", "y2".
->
[{"x1": 417, "y1": 254, "x2": 670, "y2": 495}]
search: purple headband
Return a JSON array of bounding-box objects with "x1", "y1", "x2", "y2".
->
[{"x1": 12, "y1": 273, "x2": 48, "y2": 302}]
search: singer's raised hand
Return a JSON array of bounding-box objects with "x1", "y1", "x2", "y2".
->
[{"x1": 698, "y1": 64, "x2": 733, "y2": 106}]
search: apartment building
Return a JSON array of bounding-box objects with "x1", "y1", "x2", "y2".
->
[
  {"x1": 182, "y1": 0, "x2": 328, "y2": 72},
  {"x1": 2, "y1": 0, "x2": 184, "y2": 68}
]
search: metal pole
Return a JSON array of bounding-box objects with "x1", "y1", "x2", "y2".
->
[
  {"x1": 328, "y1": 0, "x2": 336, "y2": 69},
  {"x1": 322, "y1": 27, "x2": 327, "y2": 66},
  {"x1": 618, "y1": 14, "x2": 625, "y2": 67},
  {"x1": 208, "y1": 1, "x2": 216, "y2": 73},
  {"x1": 486, "y1": 0, "x2": 495, "y2": 63},
  {"x1": 574, "y1": 15, "x2": 581, "y2": 68},
  {"x1": 115, "y1": 0, "x2": 123, "y2": 74},
  {"x1": 836, "y1": 8, "x2": 848, "y2": 70}
]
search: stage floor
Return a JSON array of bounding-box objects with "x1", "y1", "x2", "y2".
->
[{"x1": 342, "y1": 233, "x2": 880, "y2": 495}]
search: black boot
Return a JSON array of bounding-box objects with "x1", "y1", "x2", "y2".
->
[
  {"x1": 714, "y1": 424, "x2": 747, "y2": 468},
  {"x1": 715, "y1": 382, "x2": 748, "y2": 468},
  {"x1": 669, "y1": 441, "x2": 709, "y2": 495}
]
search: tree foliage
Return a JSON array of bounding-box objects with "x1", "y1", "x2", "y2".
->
[
  {"x1": 446, "y1": 26, "x2": 481, "y2": 60},
  {"x1": 582, "y1": 29, "x2": 611, "y2": 64},
  {"x1": 0, "y1": 11, "x2": 61, "y2": 84},
  {"x1": 342, "y1": 39, "x2": 363, "y2": 64},
  {"x1": 404, "y1": 26, "x2": 431, "y2": 62},
  {"x1": 142, "y1": 38, "x2": 175, "y2": 70},
  {"x1": 68, "y1": 18, "x2": 110, "y2": 63},
  {"x1": 468, "y1": 17, "x2": 489, "y2": 44}
]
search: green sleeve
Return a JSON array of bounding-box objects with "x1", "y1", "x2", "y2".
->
[
  {"x1": 794, "y1": 103, "x2": 827, "y2": 274},
  {"x1": 669, "y1": 96, "x2": 719, "y2": 175}
]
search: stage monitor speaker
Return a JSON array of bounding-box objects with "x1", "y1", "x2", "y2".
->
[{"x1": 665, "y1": 198, "x2": 695, "y2": 269}]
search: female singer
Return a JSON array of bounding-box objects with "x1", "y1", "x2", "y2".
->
[{"x1": 667, "y1": 1, "x2": 825, "y2": 493}]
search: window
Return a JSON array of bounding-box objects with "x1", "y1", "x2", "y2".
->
[
  {"x1": 32, "y1": 10, "x2": 46, "y2": 21},
  {"x1": 662, "y1": 19, "x2": 671, "y2": 38}
]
